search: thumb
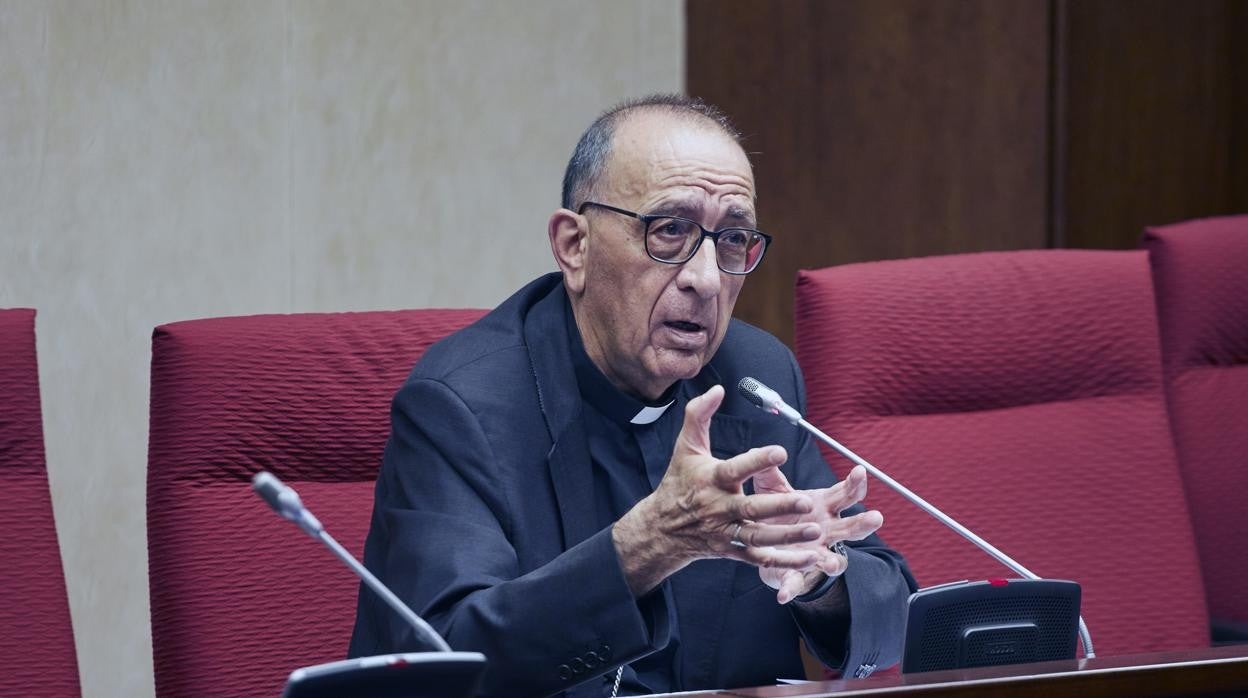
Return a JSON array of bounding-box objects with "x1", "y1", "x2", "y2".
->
[
  {"x1": 776, "y1": 570, "x2": 809, "y2": 605},
  {"x1": 675, "y1": 384, "x2": 724, "y2": 456},
  {"x1": 752, "y1": 465, "x2": 793, "y2": 495}
]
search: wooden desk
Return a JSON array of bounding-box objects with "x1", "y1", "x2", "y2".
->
[{"x1": 689, "y1": 646, "x2": 1248, "y2": 697}]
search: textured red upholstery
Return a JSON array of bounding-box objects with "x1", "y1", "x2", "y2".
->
[
  {"x1": 0, "y1": 309, "x2": 82, "y2": 697},
  {"x1": 1143, "y1": 215, "x2": 1248, "y2": 632},
  {"x1": 146, "y1": 308, "x2": 485, "y2": 698},
  {"x1": 794, "y1": 250, "x2": 1209, "y2": 657}
]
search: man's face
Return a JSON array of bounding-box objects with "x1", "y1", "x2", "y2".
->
[{"x1": 571, "y1": 112, "x2": 756, "y2": 400}]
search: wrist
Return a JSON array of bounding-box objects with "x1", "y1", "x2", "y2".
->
[
  {"x1": 793, "y1": 541, "x2": 849, "y2": 604},
  {"x1": 612, "y1": 498, "x2": 684, "y2": 597}
]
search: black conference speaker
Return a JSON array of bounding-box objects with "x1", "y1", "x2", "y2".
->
[
  {"x1": 902, "y1": 578, "x2": 1081, "y2": 674},
  {"x1": 282, "y1": 652, "x2": 486, "y2": 698}
]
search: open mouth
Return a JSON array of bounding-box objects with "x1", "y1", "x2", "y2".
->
[{"x1": 665, "y1": 320, "x2": 705, "y2": 333}]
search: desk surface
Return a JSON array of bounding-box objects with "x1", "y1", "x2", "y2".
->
[{"x1": 657, "y1": 645, "x2": 1248, "y2": 697}]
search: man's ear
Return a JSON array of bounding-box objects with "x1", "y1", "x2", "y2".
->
[{"x1": 548, "y1": 208, "x2": 588, "y2": 294}]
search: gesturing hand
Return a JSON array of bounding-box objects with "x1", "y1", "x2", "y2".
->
[
  {"x1": 752, "y1": 464, "x2": 884, "y2": 604},
  {"x1": 612, "y1": 385, "x2": 826, "y2": 597}
]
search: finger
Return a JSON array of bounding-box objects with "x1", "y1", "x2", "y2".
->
[
  {"x1": 816, "y1": 549, "x2": 849, "y2": 578},
  {"x1": 716, "y1": 445, "x2": 788, "y2": 487},
  {"x1": 675, "y1": 385, "x2": 724, "y2": 456},
  {"x1": 837, "y1": 466, "x2": 869, "y2": 513},
  {"x1": 736, "y1": 521, "x2": 821, "y2": 548},
  {"x1": 827, "y1": 509, "x2": 884, "y2": 542},
  {"x1": 814, "y1": 466, "x2": 868, "y2": 517},
  {"x1": 731, "y1": 491, "x2": 813, "y2": 521},
  {"x1": 738, "y1": 545, "x2": 820, "y2": 571},
  {"x1": 776, "y1": 570, "x2": 809, "y2": 605},
  {"x1": 751, "y1": 464, "x2": 793, "y2": 495}
]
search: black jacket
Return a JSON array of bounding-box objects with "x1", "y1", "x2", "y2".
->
[{"x1": 350, "y1": 273, "x2": 914, "y2": 696}]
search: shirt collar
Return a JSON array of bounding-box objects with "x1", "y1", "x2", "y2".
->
[{"x1": 566, "y1": 305, "x2": 677, "y2": 426}]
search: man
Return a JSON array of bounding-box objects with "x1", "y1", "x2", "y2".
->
[{"x1": 350, "y1": 95, "x2": 915, "y2": 697}]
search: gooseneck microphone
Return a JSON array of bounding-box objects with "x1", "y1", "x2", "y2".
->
[
  {"x1": 736, "y1": 377, "x2": 1095, "y2": 659},
  {"x1": 251, "y1": 471, "x2": 452, "y2": 653}
]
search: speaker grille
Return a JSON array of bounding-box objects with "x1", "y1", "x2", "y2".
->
[{"x1": 903, "y1": 580, "x2": 1080, "y2": 673}]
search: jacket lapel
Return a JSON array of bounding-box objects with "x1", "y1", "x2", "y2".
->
[{"x1": 523, "y1": 281, "x2": 598, "y2": 548}]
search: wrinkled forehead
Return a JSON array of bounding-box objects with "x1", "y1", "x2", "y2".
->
[{"x1": 601, "y1": 111, "x2": 755, "y2": 205}]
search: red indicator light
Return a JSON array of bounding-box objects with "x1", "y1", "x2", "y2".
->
[{"x1": 987, "y1": 578, "x2": 1008, "y2": 587}]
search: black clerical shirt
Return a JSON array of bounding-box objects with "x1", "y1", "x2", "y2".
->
[{"x1": 568, "y1": 309, "x2": 689, "y2": 694}]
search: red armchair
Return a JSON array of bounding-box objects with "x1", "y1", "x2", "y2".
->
[
  {"x1": 1143, "y1": 215, "x2": 1248, "y2": 640},
  {"x1": 794, "y1": 250, "x2": 1209, "y2": 657},
  {"x1": 146, "y1": 308, "x2": 484, "y2": 697},
  {"x1": 0, "y1": 308, "x2": 82, "y2": 697}
]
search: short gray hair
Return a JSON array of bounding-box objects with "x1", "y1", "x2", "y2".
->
[{"x1": 560, "y1": 94, "x2": 743, "y2": 210}]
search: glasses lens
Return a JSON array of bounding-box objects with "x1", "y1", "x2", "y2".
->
[
  {"x1": 716, "y1": 229, "x2": 766, "y2": 273},
  {"x1": 645, "y1": 217, "x2": 701, "y2": 261}
]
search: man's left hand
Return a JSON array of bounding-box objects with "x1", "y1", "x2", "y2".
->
[{"x1": 751, "y1": 464, "x2": 883, "y2": 603}]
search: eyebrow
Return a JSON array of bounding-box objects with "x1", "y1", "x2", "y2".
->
[
  {"x1": 649, "y1": 200, "x2": 758, "y2": 228},
  {"x1": 723, "y1": 205, "x2": 756, "y2": 226}
]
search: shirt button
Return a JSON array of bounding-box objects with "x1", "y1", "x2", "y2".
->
[
  {"x1": 586, "y1": 651, "x2": 601, "y2": 666},
  {"x1": 571, "y1": 658, "x2": 586, "y2": 675},
  {"x1": 598, "y1": 643, "x2": 612, "y2": 659},
  {"x1": 558, "y1": 664, "x2": 572, "y2": 680}
]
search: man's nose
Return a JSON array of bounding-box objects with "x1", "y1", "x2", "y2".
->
[{"x1": 676, "y1": 238, "x2": 722, "y2": 298}]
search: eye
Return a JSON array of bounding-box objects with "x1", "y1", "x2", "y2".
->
[
  {"x1": 718, "y1": 230, "x2": 750, "y2": 248},
  {"x1": 649, "y1": 218, "x2": 694, "y2": 238}
]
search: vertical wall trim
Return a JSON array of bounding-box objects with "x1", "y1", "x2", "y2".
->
[{"x1": 1047, "y1": 0, "x2": 1069, "y2": 249}]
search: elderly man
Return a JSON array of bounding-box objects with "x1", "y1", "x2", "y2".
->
[{"x1": 349, "y1": 95, "x2": 915, "y2": 697}]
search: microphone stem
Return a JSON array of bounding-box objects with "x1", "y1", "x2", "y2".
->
[
  {"x1": 796, "y1": 418, "x2": 1095, "y2": 659},
  {"x1": 315, "y1": 530, "x2": 453, "y2": 653}
]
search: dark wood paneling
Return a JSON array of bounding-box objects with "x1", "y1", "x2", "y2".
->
[
  {"x1": 1057, "y1": 0, "x2": 1248, "y2": 250},
  {"x1": 1231, "y1": 1, "x2": 1248, "y2": 216},
  {"x1": 688, "y1": 0, "x2": 1051, "y2": 346}
]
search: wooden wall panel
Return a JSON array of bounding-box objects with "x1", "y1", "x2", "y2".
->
[
  {"x1": 687, "y1": 0, "x2": 1051, "y2": 346},
  {"x1": 1057, "y1": 0, "x2": 1248, "y2": 250},
  {"x1": 1228, "y1": 0, "x2": 1248, "y2": 226}
]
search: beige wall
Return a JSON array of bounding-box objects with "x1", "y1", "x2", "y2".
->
[{"x1": 0, "y1": 1, "x2": 683, "y2": 696}]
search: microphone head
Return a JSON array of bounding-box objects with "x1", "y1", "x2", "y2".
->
[
  {"x1": 253, "y1": 469, "x2": 299, "y2": 519},
  {"x1": 252, "y1": 470, "x2": 323, "y2": 535},
  {"x1": 252, "y1": 470, "x2": 290, "y2": 515},
  {"x1": 737, "y1": 376, "x2": 803, "y2": 424},
  {"x1": 737, "y1": 376, "x2": 768, "y2": 408}
]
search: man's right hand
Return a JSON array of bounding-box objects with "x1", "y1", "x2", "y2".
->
[{"x1": 611, "y1": 385, "x2": 824, "y2": 597}]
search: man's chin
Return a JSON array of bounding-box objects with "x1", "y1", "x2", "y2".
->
[{"x1": 648, "y1": 352, "x2": 706, "y2": 385}]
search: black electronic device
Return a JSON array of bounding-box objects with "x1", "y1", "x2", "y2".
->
[
  {"x1": 282, "y1": 653, "x2": 485, "y2": 698},
  {"x1": 902, "y1": 578, "x2": 1081, "y2": 673}
]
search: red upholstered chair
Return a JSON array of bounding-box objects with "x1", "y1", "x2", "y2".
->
[
  {"x1": 0, "y1": 308, "x2": 82, "y2": 697},
  {"x1": 1143, "y1": 215, "x2": 1248, "y2": 640},
  {"x1": 794, "y1": 250, "x2": 1209, "y2": 657},
  {"x1": 146, "y1": 308, "x2": 485, "y2": 697}
]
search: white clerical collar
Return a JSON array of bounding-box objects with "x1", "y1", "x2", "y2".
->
[{"x1": 630, "y1": 400, "x2": 675, "y2": 425}]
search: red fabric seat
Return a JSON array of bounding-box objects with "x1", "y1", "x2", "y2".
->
[
  {"x1": 794, "y1": 250, "x2": 1209, "y2": 657},
  {"x1": 1143, "y1": 215, "x2": 1248, "y2": 637},
  {"x1": 146, "y1": 308, "x2": 485, "y2": 697},
  {"x1": 0, "y1": 308, "x2": 82, "y2": 697}
]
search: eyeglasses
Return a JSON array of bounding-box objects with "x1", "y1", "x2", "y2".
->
[{"x1": 578, "y1": 201, "x2": 772, "y2": 275}]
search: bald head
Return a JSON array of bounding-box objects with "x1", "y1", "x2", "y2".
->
[{"x1": 560, "y1": 94, "x2": 745, "y2": 211}]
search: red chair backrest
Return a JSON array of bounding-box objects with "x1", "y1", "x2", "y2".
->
[
  {"x1": 1143, "y1": 215, "x2": 1248, "y2": 631},
  {"x1": 0, "y1": 308, "x2": 82, "y2": 697},
  {"x1": 794, "y1": 250, "x2": 1209, "y2": 656},
  {"x1": 146, "y1": 308, "x2": 485, "y2": 697}
]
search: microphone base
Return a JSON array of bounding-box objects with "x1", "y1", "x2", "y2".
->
[
  {"x1": 282, "y1": 651, "x2": 486, "y2": 698},
  {"x1": 902, "y1": 578, "x2": 1081, "y2": 674}
]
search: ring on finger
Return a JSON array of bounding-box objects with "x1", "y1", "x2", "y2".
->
[{"x1": 730, "y1": 522, "x2": 747, "y2": 548}]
